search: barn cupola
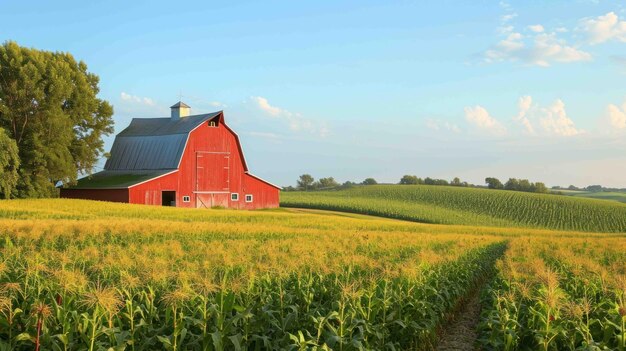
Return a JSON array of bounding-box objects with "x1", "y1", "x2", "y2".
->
[{"x1": 170, "y1": 101, "x2": 191, "y2": 120}]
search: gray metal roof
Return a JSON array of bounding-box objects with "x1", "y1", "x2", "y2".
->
[
  {"x1": 118, "y1": 112, "x2": 220, "y2": 136},
  {"x1": 170, "y1": 101, "x2": 191, "y2": 108},
  {"x1": 105, "y1": 112, "x2": 221, "y2": 171}
]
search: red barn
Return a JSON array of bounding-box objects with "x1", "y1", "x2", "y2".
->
[{"x1": 60, "y1": 102, "x2": 281, "y2": 209}]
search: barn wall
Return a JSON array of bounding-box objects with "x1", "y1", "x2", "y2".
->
[
  {"x1": 126, "y1": 116, "x2": 279, "y2": 209},
  {"x1": 240, "y1": 174, "x2": 280, "y2": 209},
  {"x1": 128, "y1": 172, "x2": 179, "y2": 205},
  {"x1": 60, "y1": 188, "x2": 129, "y2": 203}
]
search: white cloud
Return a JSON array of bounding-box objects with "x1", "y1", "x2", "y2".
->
[
  {"x1": 484, "y1": 30, "x2": 592, "y2": 66},
  {"x1": 464, "y1": 106, "x2": 507, "y2": 136},
  {"x1": 251, "y1": 96, "x2": 329, "y2": 137},
  {"x1": 120, "y1": 92, "x2": 155, "y2": 106},
  {"x1": 514, "y1": 95, "x2": 536, "y2": 134},
  {"x1": 254, "y1": 96, "x2": 282, "y2": 116},
  {"x1": 530, "y1": 33, "x2": 592, "y2": 66},
  {"x1": 607, "y1": 101, "x2": 626, "y2": 129},
  {"x1": 538, "y1": 99, "x2": 582, "y2": 136},
  {"x1": 425, "y1": 119, "x2": 461, "y2": 133},
  {"x1": 580, "y1": 12, "x2": 626, "y2": 44},
  {"x1": 528, "y1": 24, "x2": 545, "y2": 33},
  {"x1": 501, "y1": 13, "x2": 518, "y2": 23}
]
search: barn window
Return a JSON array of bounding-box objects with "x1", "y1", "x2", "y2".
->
[
  {"x1": 245, "y1": 194, "x2": 253, "y2": 203},
  {"x1": 231, "y1": 193, "x2": 239, "y2": 201},
  {"x1": 208, "y1": 120, "x2": 218, "y2": 127},
  {"x1": 183, "y1": 196, "x2": 190, "y2": 202}
]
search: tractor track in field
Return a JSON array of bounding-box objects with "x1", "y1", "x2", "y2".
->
[{"x1": 436, "y1": 288, "x2": 482, "y2": 351}]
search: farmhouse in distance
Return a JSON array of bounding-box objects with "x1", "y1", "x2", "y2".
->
[{"x1": 60, "y1": 102, "x2": 281, "y2": 209}]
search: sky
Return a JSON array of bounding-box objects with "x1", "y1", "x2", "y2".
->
[{"x1": 2, "y1": 0, "x2": 626, "y2": 187}]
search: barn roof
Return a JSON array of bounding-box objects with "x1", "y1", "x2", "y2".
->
[
  {"x1": 71, "y1": 170, "x2": 176, "y2": 189},
  {"x1": 105, "y1": 112, "x2": 221, "y2": 171},
  {"x1": 170, "y1": 101, "x2": 190, "y2": 108}
]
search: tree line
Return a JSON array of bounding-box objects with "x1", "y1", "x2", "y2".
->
[
  {"x1": 285, "y1": 174, "x2": 555, "y2": 194},
  {"x1": 485, "y1": 177, "x2": 548, "y2": 193},
  {"x1": 552, "y1": 184, "x2": 626, "y2": 193}
]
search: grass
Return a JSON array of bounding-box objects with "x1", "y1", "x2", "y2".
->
[{"x1": 281, "y1": 185, "x2": 626, "y2": 232}]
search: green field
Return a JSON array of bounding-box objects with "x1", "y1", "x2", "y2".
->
[
  {"x1": 281, "y1": 185, "x2": 626, "y2": 232},
  {"x1": 555, "y1": 189, "x2": 626, "y2": 204}
]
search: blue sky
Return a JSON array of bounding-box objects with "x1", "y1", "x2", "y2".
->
[{"x1": 2, "y1": 0, "x2": 626, "y2": 187}]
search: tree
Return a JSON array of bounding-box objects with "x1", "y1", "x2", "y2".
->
[
  {"x1": 339, "y1": 181, "x2": 356, "y2": 189},
  {"x1": 451, "y1": 177, "x2": 462, "y2": 186},
  {"x1": 0, "y1": 41, "x2": 114, "y2": 197},
  {"x1": 567, "y1": 185, "x2": 579, "y2": 191},
  {"x1": 318, "y1": 177, "x2": 339, "y2": 189},
  {"x1": 0, "y1": 128, "x2": 20, "y2": 198},
  {"x1": 533, "y1": 182, "x2": 548, "y2": 193},
  {"x1": 399, "y1": 175, "x2": 422, "y2": 185},
  {"x1": 362, "y1": 178, "x2": 377, "y2": 185},
  {"x1": 504, "y1": 178, "x2": 520, "y2": 191},
  {"x1": 485, "y1": 177, "x2": 504, "y2": 189},
  {"x1": 586, "y1": 185, "x2": 603, "y2": 192},
  {"x1": 297, "y1": 174, "x2": 315, "y2": 191}
]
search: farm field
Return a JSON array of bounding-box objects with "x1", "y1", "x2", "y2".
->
[
  {"x1": 0, "y1": 199, "x2": 624, "y2": 350},
  {"x1": 281, "y1": 185, "x2": 626, "y2": 232},
  {"x1": 555, "y1": 190, "x2": 626, "y2": 204}
]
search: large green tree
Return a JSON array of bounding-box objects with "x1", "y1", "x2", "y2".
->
[
  {"x1": 297, "y1": 174, "x2": 314, "y2": 191},
  {"x1": 0, "y1": 127, "x2": 20, "y2": 198},
  {"x1": 0, "y1": 41, "x2": 114, "y2": 197}
]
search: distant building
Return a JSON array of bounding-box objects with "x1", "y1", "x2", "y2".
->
[{"x1": 60, "y1": 102, "x2": 280, "y2": 209}]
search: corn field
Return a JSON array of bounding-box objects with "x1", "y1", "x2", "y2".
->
[
  {"x1": 478, "y1": 237, "x2": 626, "y2": 350},
  {"x1": 0, "y1": 199, "x2": 623, "y2": 350},
  {"x1": 281, "y1": 185, "x2": 626, "y2": 232}
]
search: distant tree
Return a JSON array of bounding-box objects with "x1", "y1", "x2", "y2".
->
[
  {"x1": 485, "y1": 177, "x2": 504, "y2": 189},
  {"x1": 362, "y1": 178, "x2": 378, "y2": 185},
  {"x1": 0, "y1": 128, "x2": 20, "y2": 198},
  {"x1": 339, "y1": 181, "x2": 356, "y2": 189},
  {"x1": 533, "y1": 182, "x2": 548, "y2": 193},
  {"x1": 435, "y1": 179, "x2": 449, "y2": 186},
  {"x1": 297, "y1": 174, "x2": 315, "y2": 191},
  {"x1": 399, "y1": 175, "x2": 421, "y2": 185},
  {"x1": 424, "y1": 177, "x2": 449, "y2": 186},
  {"x1": 504, "y1": 178, "x2": 520, "y2": 191},
  {"x1": 567, "y1": 185, "x2": 579, "y2": 191},
  {"x1": 586, "y1": 185, "x2": 603, "y2": 192},
  {"x1": 318, "y1": 177, "x2": 339, "y2": 189},
  {"x1": 0, "y1": 41, "x2": 114, "y2": 197},
  {"x1": 282, "y1": 185, "x2": 296, "y2": 192},
  {"x1": 518, "y1": 179, "x2": 532, "y2": 192},
  {"x1": 451, "y1": 177, "x2": 462, "y2": 186}
]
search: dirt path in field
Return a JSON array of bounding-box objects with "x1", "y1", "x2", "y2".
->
[{"x1": 436, "y1": 289, "x2": 482, "y2": 351}]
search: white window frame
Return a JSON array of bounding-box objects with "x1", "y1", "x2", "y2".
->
[
  {"x1": 245, "y1": 194, "x2": 253, "y2": 203},
  {"x1": 231, "y1": 193, "x2": 239, "y2": 201},
  {"x1": 182, "y1": 196, "x2": 190, "y2": 203}
]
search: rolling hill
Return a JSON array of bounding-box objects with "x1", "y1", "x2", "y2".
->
[{"x1": 280, "y1": 185, "x2": 626, "y2": 232}]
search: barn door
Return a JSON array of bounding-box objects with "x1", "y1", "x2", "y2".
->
[{"x1": 195, "y1": 152, "x2": 230, "y2": 192}]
